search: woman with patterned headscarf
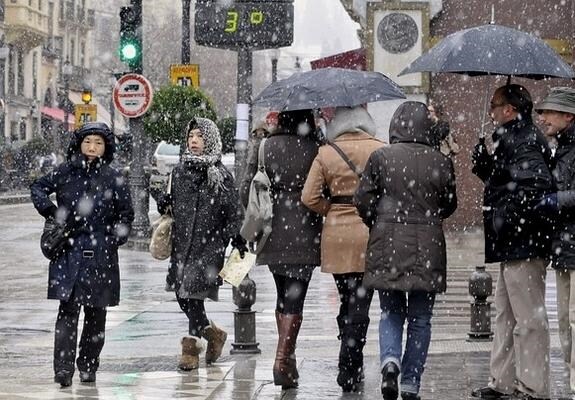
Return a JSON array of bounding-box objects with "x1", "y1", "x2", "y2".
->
[{"x1": 156, "y1": 117, "x2": 247, "y2": 371}]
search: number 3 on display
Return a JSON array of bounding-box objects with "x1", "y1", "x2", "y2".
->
[
  {"x1": 224, "y1": 10, "x2": 264, "y2": 33},
  {"x1": 225, "y1": 11, "x2": 239, "y2": 32}
]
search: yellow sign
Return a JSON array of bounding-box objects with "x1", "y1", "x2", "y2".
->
[
  {"x1": 74, "y1": 104, "x2": 97, "y2": 127},
  {"x1": 170, "y1": 64, "x2": 200, "y2": 88}
]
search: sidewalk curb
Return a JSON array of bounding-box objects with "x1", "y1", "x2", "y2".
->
[{"x1": 0, "y1": 194, "x2": 30, "y2": 205}]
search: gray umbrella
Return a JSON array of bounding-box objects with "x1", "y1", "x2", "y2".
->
[
  {"x1": 253, "y1": 67, "x2": 405, "y2": 111},
  {"x1": 399, "y1": 24, "x2": 575, "y2": 79}
]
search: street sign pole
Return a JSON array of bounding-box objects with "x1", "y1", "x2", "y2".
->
[
  {"x1": 129, "y1": 116, "x2": 149, "y2": 239},
  {"x1": 234, "y1": 49, "x2": 252, "y2": 184}
]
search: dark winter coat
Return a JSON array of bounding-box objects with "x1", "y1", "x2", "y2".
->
[
  {"x1": 158, "y1": 161, "x2": 242, "y2": 299},
  {"x1": 30, "y1": 125, "x2": 134, "y2": 307},
  {"x1": 354, "y1": 102, "x2": 457, "y2": 293},
  {"x1": 549, "y1": 123, "x2": 575, "y2": 269},
  {"x1": 240, "y1": 131, "x2": 322, "y2": 268},
  {"x1": 472, "y1": 117, "x2": 553, "y2": 264}
]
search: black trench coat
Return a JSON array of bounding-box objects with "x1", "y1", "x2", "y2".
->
[{"x1": 30, "y1": 157, "x2": 134, "y2": 307}]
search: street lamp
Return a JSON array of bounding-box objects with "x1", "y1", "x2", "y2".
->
[
  {"x1": 270, "y1": 48, "x2": 280, "y2": 83},
  {"x1": 61, "y1": 59, "x2": 73, "y2": 136}
]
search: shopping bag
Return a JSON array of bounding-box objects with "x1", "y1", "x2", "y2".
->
[{"x1": 219, "y1": 249, "x2": 256, "y2": 287}]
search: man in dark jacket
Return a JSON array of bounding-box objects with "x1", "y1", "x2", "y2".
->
[
  {"x1": 471, "y1": 85, "x2": 553, "y2": 400},
  {"x1": 534, "y1": 87, "x2": 575, "y2": 395}
]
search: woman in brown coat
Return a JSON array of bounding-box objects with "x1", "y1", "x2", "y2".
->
[
  {"x1": 354, "y1": 101, "x2": 457, "y2": 400},
  {"x1": 302, "y1": 106, "x2": 384, "y2": 392}
]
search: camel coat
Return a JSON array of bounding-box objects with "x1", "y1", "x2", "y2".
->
[{"x1": 302, "y1": 130, "x2": 383, "y2": 274}]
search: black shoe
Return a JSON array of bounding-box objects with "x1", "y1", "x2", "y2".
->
[
  {"x1": 79, "y1": 371, "x2": 96, "y2": 383},
  {"x1": 54, "y1": 370, "x2": 73, "y2": 387},
  {"x1": 512, "y1": 390, "x2": 550, "y2": 400},
  {"x1": 470, "y1": 387, "x2": 510, "y2": 399},
  {"x1": 337, "y1": 366, "x2": 362, "y2": 392},
  {"x1": 381, "y1": 362, "x2": 400, "y2": 400},
  {"x1": 402, "y1": 392, "x2": 421, "y2": 400}
]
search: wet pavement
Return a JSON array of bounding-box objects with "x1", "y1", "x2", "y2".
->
[{"x1": 0, "y1": 201, "x2": 573, "y2": 399}]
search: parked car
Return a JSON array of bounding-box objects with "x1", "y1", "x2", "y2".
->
[
  {"x1": 150, "y1": 141, "x2": 235, "y2": 188},
  {"x1": 151, "y1": 141, "x2": 180, "y2": 176}
]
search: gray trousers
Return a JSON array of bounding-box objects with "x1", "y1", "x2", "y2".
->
[
  {"x1": 488, "y1": 258, "x2": 550, "y2": 397},
  {"x1": 556, "y1": 268, "x2": 575, "y2": 392}
]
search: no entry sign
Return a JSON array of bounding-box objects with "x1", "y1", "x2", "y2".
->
[{"x1": 113, "y1": 74, "x2": 153, "y2": 118}]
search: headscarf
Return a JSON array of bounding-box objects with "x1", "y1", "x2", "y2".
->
[{"x1": 181, "y1": 117, "x2": 226, "y2": 192}]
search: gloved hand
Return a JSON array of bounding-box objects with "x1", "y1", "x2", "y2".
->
[
  {"x1": 472, "y1": 141, "x2": 490, "y2": 167},
  {"x1": 534, "y1": 193, "x2": 559, "y2": 214},
  {"x1": 231, "y1": 234, "x2": 248, "y2": 259}
]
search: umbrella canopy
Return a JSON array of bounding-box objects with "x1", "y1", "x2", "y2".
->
[
  {"x1": 399, "y1": 24, "x2": 575, "y2": 79},
  {"x1": 253, "y1": 67, "x2": 405, "y2": 111}
]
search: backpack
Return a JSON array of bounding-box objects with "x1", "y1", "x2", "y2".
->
[{"x1": 240, "y1": 138, "x2": 273, "y2": 254}]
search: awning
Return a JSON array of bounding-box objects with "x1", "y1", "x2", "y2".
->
[
  {"x1": 69, "y1": 92, "x2": 127, "y2": 134},
  {"x1": 41, "y1": 106, "x2": 76, "y2": 130}
]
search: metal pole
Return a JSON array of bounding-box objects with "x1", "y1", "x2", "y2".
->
[
  {"x1": 127, "y1": 0, "x2": 150, "y2": 240},
  {"x1": 182, "y1": 0, "x2": 191, "y2": 64},
  {"x1": 128, "y1": 116, "x2": 150, "y2": 239},
  {"x1": 63, "y1": 77, "x2": 69, "y2": 137},
  {"x1": 234, "y1": 49, "x2": 252, "y2": 184},
  {"x1": 231, "y1": 49, "x2": 259, "y2": 354},
  {"x1": 271, "y1": 58, "x2": 278, "y2": 83}
]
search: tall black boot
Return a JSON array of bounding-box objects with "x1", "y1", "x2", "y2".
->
[{"x1": 337, "y1": 315, "x2": 369, "y2": 392}]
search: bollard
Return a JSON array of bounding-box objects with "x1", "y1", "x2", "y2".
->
[
  {"x1": 467, "y1": 265, "x2": 494, "y2": 341},
  {"x1": 230, "y1": 274, "x2": 261, "y2": 354}
]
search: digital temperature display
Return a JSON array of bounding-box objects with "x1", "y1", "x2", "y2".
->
[{"x1": 194, "y1": 0, "x2": 294, "y2": 50}]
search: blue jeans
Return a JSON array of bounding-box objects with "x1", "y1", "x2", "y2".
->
[{"x1": 378, "y1": 290, "x2": 435, "y2": 395}]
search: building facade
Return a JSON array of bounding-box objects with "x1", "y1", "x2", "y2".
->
[{"x1": 2, "y1": 0, "x2": 95, "y2": 149}]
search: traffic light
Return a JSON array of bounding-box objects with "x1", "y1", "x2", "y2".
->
[
  {"x1": 81, "y1": 88, "x2": 92, "y2": 104},
  {"x1": 119, "y1": 5, "x2": 142, "y2": 72}
]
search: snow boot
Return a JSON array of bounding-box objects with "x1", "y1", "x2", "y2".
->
[
  {"x1": 178, "y1": 336, "x2": 202, "y2": 371},
  {"x1": 201, "y1": 321, "x2": 227, "y2": 364}
]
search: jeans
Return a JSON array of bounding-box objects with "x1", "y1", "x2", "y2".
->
[{"x1": 378, "y1": 290, "x2": 435, "y2": 395}]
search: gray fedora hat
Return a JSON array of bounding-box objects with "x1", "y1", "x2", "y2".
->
[{"x1": 535, "y1": 86, "x2": 575, "y2": 115}]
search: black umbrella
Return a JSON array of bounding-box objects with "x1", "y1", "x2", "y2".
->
[
  {"x1": 253, "y1": 67, "x2": 405, "y2": 111},
  {"x1": 399, "y1": 24, "x2": 575, "y2": 79}
]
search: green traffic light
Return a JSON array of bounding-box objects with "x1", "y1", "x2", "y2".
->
[{"x1": 121, "y1": 43, "x2": 138, "y2": 60}]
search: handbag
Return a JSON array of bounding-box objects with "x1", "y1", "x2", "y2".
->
[
  {"x1": 149, "y1": 173, "x2": 174, "y2": 260},
  {"x1": 240, "y1": 138, "x2": 273, "y2": 254},
  {"x1": 40, "y1": 218, "x2": 70, "y2": 260}
]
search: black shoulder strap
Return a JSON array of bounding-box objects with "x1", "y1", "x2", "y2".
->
[{"x1": 328, "y1": 142, "x2": 361, "y2": 176}]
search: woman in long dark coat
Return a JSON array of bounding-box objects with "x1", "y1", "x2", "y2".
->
[
  {"x1": 241, "y1": 109, "x2": 322, "y2": 389},
  {"x1": 156, "y1": 117, "x2": 246, "y2": 371},
  {"x1": 30, "y1": 122, "x2": 134, "y2": 387},
  {"x1": 354, "y1": 102, "x2": 457, "y2": 400}
]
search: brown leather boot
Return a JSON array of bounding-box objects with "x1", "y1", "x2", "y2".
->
[
  {"x1": 202, "y1": 321, "x2": 227, "y2": 364},
  {"x1": 273, "y1": 313, "x2": 302, "y2": 389},
  {"x1": 178, "y1": 336, "x2": 202, "y2": 371}
]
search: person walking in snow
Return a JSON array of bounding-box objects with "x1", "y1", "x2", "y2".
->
[
  {"x1": 240, "y1": 109, "x2": 323, "y2": 390},
  {"x1": 354, "y1": 101, "x2": 457, "y2": 400},
  {"x1": 155, "y1": 117, "x2": 247, "y2": 371},
  {"x1": 301, "y1": 105, "x2": 384, "y2": 392},
  {"x1": 30, "y1": 122, "x2": 134, "y2": 387}
]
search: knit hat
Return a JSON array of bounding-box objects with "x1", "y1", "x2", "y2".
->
[{"x1": 535, "y1": 87, "x2": 575, "y2": 115}]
